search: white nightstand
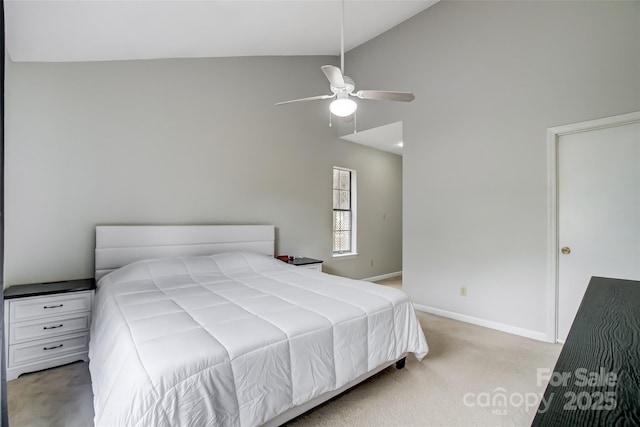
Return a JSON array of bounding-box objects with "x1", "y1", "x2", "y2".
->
[
  {"x1": 3, "y1": 279, "x2": 95, "y2": 380},
  {"x1": 287, "y1": 257, "x2": 323, "y2": 272}
]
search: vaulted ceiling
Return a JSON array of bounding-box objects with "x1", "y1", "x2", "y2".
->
[
  {"x1": 5, "y1": 1, "x2": 438, "y2": 63},
  {"x1": 6, "y1": 1, "x2": 437, "y2": 155}
]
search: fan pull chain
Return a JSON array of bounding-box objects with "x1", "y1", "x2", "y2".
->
[
  {"x1": 329, "y1": 110, "x2": 332, "y2": 127},
  {"x1": 353, "y1": 111, "x2": 357, "y2": 133}
]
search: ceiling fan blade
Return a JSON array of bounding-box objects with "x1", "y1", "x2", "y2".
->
[
  {"x1": 321, "y1": 65, "x2": 345, "y2": 88},
  {"x1": 354, "y1": 90, "x2": 415, "y2": 102},
  {"x1": 275, "y1": 94, "x2": 334, "y2": 106}
]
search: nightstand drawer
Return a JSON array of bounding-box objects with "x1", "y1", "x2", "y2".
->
[
  {"x1": 298, "y1": 263, "x2": 322, "y2": 272},
  {"x1": 9, "y1": 292, "x2": 92, "y2": 322},
  {"x1": 9, "y1": 332, "x2": 89, "y2": 367},
  {"x1": 9, "y1": 313, "x2": 91, "y2": 345}
]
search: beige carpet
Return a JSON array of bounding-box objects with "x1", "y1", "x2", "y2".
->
[
  {"x1": 8, "y1": 277, "x2": 561, "y2": 427},
  {"x1": 7, "y1": 359, "x2": 93, "y2": 427}
]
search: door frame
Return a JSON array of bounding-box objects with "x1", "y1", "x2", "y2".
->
[{"x1": 546, "y1": 111, "x2": 640, "y2": 343}]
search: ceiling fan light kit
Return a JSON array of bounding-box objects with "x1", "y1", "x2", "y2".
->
[
  {"x1": 275, "y1": 0, "x2": 415, "y2": 126},
  {"x1": 330, "y1": 96, "x2": 357, "y2": 117}
]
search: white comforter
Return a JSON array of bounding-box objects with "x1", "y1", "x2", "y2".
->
[{"x1": 89, "y1": 252, "x2": 428, "y2": 427}]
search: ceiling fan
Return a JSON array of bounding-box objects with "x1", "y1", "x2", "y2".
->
[{"x1": 275, "y1": 0, "x2": 415, "y2": 119}]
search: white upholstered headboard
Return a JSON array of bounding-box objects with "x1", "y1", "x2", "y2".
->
[{"x1": 95, "y1": 225, "x2": 275, "y2": 281}]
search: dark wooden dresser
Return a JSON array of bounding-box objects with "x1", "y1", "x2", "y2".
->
[{"x1": 532, "y1": 277, "x2": 640, "y2": 426}]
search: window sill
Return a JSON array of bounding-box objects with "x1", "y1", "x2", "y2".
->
[{"x1": 332, "y1": 252, "x2": 359, "y2": 260}]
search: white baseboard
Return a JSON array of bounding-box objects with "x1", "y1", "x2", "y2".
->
[
  {"x1": 412, "y1": 303, "x2": 548, "y2": 342},
  {"x1": 363, "y1": 271, "x2": 402, "y2": 282}
]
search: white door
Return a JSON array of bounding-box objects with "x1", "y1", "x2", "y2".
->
[{"x1": 557, "y1": 120, "x2": 640, "y2": 341}]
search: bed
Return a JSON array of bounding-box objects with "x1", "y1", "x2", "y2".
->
[{"x1": 89, "y1": 225, "x2": 428, "y2": 426}]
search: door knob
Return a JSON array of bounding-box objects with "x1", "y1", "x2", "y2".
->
[{"x1": 561, "y1": 247, "x2": 571, "y2": 255}]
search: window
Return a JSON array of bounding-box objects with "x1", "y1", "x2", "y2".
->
[{"x1": 333, "y1": 167, "x2": 357, "y2": 256}]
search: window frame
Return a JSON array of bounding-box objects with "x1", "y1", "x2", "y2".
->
[{"x1": 332, "y1": 166, "x2": 358, "y2": 258}]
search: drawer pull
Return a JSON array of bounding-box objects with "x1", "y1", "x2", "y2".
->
[
  {"x1": 43, "y1": 344, "x2": 63, "y2": 351},
  {"x1": 43, "y1": 324, "x2": 64, "y2": 330},
  {"x1": 43, "y1": 304, "x2": 64, "y2": 309}
]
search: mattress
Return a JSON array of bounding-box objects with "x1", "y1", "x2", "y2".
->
[{"x1": 89, "y1": 251, "x2": 428, "y2": 426}]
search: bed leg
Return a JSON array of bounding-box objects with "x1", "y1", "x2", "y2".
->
[{"x1": 395, "y1": 357, "x2": 406, "y2": 370}]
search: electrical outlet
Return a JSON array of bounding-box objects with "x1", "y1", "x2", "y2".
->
[{"x1": 460, "y1": 286, "x2": 467, "y2": 297}]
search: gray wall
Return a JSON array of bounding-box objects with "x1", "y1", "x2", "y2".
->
[
  {"x1": 345, "y1": 1, "x2": 640, "y2": 337},
  {"x1": 4, "y1": 56, "x2": 403, "y2": 286}
]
